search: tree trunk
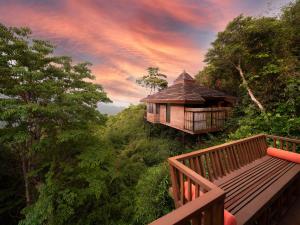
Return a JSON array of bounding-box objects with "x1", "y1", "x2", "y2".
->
[
  {"x1": 21, "y1": 154, "x2": 31, "y2": 205},
  {"x1": 235, "y1": 64, "x2": 265, "y2": 112}
]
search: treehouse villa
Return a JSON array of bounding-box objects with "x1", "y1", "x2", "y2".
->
[{"x1": 141, "y1": 71, "x2": 236, "y2": 134}]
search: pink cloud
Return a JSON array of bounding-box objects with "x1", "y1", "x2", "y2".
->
[{"x1": 0, "y1": 0, "x2": 286, "y2": 104}]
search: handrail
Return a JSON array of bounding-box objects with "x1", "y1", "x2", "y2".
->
[
  {"x1": 266, "y1": 134, "x2": 300, "y2": 152},
  {"x1": 172, "y1": 134, "x2": 266, "y2": 161},
  {"x1": 185, "y1": 107, "x2": 231, "y2": 112},
  {"x1": 266, "y1": 134, "x2": 300, "y2": 144},
  {"x1": 149, "y1": 188, "x2": 225, "y2": 225}
]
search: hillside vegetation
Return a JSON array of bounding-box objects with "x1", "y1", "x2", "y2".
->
[{"x1": 0, "y1": 1, "x2": 299, "y2": 225}]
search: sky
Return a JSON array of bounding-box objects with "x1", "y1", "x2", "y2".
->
[{"x1": 0, "y1": 0, "x2": 292, "y2": 106}]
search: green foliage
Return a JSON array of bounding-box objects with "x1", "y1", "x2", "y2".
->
[
  {"x1": 229, "y1": 107, "x2": 300, "y2": 140},
  {"x1": 0, "y1": 146, "x2": 24, "y2": 224},
  {"x1": 20, "y1": 126, "x2": 114, "y2": 225},
  {"x1": 281, "y1": 0, "x2": 300, "y2": 62},
  {"x1": 136, "y1": 67, "x2": 168, "y2": 94},
  {"x1": 94, "y1": 105, "x2": 184, "y2": 224},
  {"x1": 134, "y1": 163, "x2": 173, "y2": 225},
  {"x1": 18, "y1": 104, "x2": 187, "y2": 225}
]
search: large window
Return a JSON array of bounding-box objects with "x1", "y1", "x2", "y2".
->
[
  {"x1": 156, "y1": 104, "x2": 160, "y2": 114},
  {"x1": 147, "y1": 103, "x2": 154, "y2": 113}
]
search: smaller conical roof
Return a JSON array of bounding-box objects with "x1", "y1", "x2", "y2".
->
[{"x1": 173, "y1": 71, "x2": 195, "y2": 84}]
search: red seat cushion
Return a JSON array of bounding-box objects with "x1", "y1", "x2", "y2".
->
[
  {"x1": 267, "y1": 147, "x2": 300, "y2": 164},
  {"x1": 183, "y1": 181, "x2": 200, "y2": 200},
  {"x1": 224, "y1": 210, "x2": 237, "y2": 225},
  {"x1": 184, "y1": 182, "x2": 237, "y2": 225}
]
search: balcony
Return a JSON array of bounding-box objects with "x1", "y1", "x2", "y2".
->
[{"x1": 184, "y1": 107, "x2": 231, "y2": 134}]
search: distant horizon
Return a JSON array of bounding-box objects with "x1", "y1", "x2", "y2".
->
[{"x1": 0, "y1": 0, "x2": 292, "y2": 106}]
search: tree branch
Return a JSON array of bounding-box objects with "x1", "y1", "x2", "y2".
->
[{"x1": 234, "y1": 62, "x2": 265, "y2": 112}]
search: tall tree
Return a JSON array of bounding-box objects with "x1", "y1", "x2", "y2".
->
[
  {"x1": 0, "y1": 24, "x2": 110, "y2": 206},
  {"x1": 136, "y1": 67, "x2": 168, "y2": 94},
  {"x1": 203, "y1": 15, "x2": 293, "y2": 112}
]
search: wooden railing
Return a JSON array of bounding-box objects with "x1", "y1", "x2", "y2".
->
[
  {"x1": 172, "y1": 135, "x2": 267, "y2": 183},
  {"x1": 184, "y1": 107, "x2": 231, "y2": 132},
  {"x1": 150, "y1": 157, "x2": 225, "y2": 225},
  {"x1": 149, "y1": 134, "x2": 300, "y2": 225},
  {"x1": 266, "y1": 134, "x2": 300, "y2": 153}
]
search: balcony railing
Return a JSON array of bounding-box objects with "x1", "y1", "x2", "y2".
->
[
  {"x1": 184, "y1": 107, "x2": 231, "y2": 133},
  {"x1": 150, "y1": 155, "x2": 225, "y2": 225}
]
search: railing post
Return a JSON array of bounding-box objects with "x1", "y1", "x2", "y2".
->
[
  {"x1": 213, "y1": 199, "x2": 225, "y2": 225},
  {"x1": 169, "y1": 163, "x2": 180, "y2": 208},
  {"x1": 211, "y1": 110, "x2": 213, "y2": 128}
]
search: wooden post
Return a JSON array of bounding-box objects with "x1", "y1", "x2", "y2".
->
[
  {"x1": 193, "y1": 112, "x2": 195, "y2": 132},
  {"x1": 169, "y1": 164, "x2": 180, "y2": 208}
]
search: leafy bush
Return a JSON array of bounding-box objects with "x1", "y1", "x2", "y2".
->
[
  {"x1": 229, "y1": 107, "x2": 300, "y2": 140},
  {"x1": 134, "y1": 163, "x2": 174, "y2": 225}
]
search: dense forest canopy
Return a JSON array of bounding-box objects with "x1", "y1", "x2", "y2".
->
[{"x1": 0, "y1": 1, "x2": 299, "y2": 225}]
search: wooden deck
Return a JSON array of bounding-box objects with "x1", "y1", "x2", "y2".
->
[{"x1": 150, "y1": 134, "x2": 300, "y2": 225}]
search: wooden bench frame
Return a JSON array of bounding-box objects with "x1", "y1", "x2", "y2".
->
[{"x1": 149, "y1": 134, "x2": 300, "y2": 225}]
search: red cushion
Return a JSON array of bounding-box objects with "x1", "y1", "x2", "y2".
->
[
  {"x1": 184, "y1": 182, "x2": 237, "y2": 225},
  {"x1": 224, "y1": 210, "x2": 237, "y2": 225},
  {"x1": 267, "y1": 147, "x2": 300, "y2": 164},
  {"x1": 183, "y1": 181, "x2": 200, "y2": 200}
]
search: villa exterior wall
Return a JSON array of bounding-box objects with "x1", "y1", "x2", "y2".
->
[{"x1": 169, "y1": 105, "x2": 184, "y2": 129}]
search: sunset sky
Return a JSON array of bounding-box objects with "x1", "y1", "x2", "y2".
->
[{"x1": 0, "y1": 0, "x2": 291, "y2": 106}]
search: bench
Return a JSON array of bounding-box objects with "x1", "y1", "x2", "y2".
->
[{"x1": 150, "y1": 134, "x2": 300, "y2": 225}]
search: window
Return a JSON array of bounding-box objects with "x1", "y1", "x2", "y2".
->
[
  {"x1": 147, "y1": 103, "x2": 154, "y2": 113},
  {"x1": 166, "y1": 104, "x2": 171, "y2": 123},
  {"x1": 156, "y1": 104, "x2": 160, "y2": 114}
]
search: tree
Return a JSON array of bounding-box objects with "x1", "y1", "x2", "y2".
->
[
  {"x1": 204, "y1": 15, "x2": 293, "y2": 112},
  {"x1": 282, "y1": 0, "x2": 300, "y2": 63},
  {"x1": 0, "y1": 24, "x2": 111, "y2": 206},
  {"x1": 136, "y1": 67, "x2": 168, "y2": 94},
  {"x1": 280, "y1": 1, "x2": 300, "y2": 115}
]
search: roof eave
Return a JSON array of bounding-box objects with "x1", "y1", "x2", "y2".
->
[{"x1": 140, "y1": 99, "x2": 205, "y2": 104}]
